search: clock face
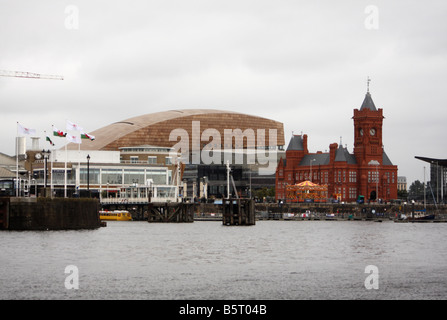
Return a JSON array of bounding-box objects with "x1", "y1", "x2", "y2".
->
[
  {"x1": 35, "y1": 153, "x2": 42, "y2": 160},
  {"x1": 370, "y1": 128, "x2": 376, "y2": 136}
]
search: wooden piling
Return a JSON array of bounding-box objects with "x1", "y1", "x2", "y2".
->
[
  {"x1": 222, "y1": 198, "x2": 255, "y2": 226},
  {"x1": 0, "y1": 198, "x2": 9, "y2": 230},
  {"x1": 147, "y1": 202, "x2": 194, "y2": 223}
]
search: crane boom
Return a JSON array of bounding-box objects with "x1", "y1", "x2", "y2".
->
[{"x1": 0, "y1": 70, "x2": 64, "y2": 80}]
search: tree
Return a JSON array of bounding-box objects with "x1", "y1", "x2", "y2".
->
[
  {"x1": 397, "y1": 189, "x2": 408, "y2": 200},
  {"x1": 253, "y1": 187, "x2": 275, "y2": 202},
  {"x1": 408, "y1": 180, "x2": 424, "y2": 201}
]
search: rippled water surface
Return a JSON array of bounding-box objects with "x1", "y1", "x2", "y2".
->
[{"x1": 1, "y1": 220, "x2": 446, "y2": 299}]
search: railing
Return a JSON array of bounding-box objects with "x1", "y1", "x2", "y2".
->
[
  {"x1": 120, "y1": 160, "x2": 165, "y2": 165},
  {"x1": 100, "y1": 196, "x2": 179, "y2": 204},
  {"x1": 34, "y1": 179, "x2": 76, "y2": 185}
]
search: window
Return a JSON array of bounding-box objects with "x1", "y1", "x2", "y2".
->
[
  {"x1": 349, "y1": 188, "x2": 357, "y2": 199},
  {"x1": 80, "y1": 168, "x2": 100, "y2": 185},
  {"x1": 124, "y1": 169, "x2": 145, "y2": 185},
  {"x1": 130, "y1": 156, "x2": 139, "y2": 164},
  {"x1": 101, "y1": 169, "x2": 123, "y2": 185},
  {"x1": 146, "y1": 169, "x2": 167, "y2": 184},
  {"x1": 148, "y1": 156, "x2": 157, "y2": 164},
  {"x1": 349, "y1": 171, "x2": 357, "y2": 183},
  {"x1": 369, "y1": 171, "x2": 379, "y2": 183},
  {"x1": 165, "y1": 157, "x2": 172, "y2": 165}
]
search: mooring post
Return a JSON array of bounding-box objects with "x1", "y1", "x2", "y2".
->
[{"x1": 223, "y1": 198, "x2": 255, "y2": 226}]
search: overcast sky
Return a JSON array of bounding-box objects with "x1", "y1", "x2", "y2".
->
[{"x1": 1, "y1": 0, "x2": 446, "y2": 185}]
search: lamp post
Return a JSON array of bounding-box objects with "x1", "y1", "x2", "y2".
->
[
  {"x1": 368, "y1": 160, "x2": 379, "y2": 202},
  {"x1": 87, "y1": 154, "x2": 90, "y2": 197},
  {"x1": 310, "y1": 158, "x2": 316, "y2": 182},
  {"x1": 42, "y1": 149, "x2": 51, "y2": 189},
  {"x1": 436, "y1": 161, "x2": 439, "y2": 204},
  {"x1": 424, "y1": 166, "x2": 427, "y2": 210}
]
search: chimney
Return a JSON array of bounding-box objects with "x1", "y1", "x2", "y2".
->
[
  {"x1": 30, "y1": 137, "x2": 40, "y2": 151},
  {"x1": 15, "y1": 137, "x2": 26, "y2": 155},
  {"x1": 303, "y1": 134, "x2": 308, "y2": 153},
  {"x1": 329, "y1": 143, "x2": 338, "y2": 164}
]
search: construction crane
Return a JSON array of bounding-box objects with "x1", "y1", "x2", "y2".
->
[{"x1": 0, "y1": 70, "x2": 64, "y2": 80}]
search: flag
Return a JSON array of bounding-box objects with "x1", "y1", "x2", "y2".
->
[
  {"x1": 46, "y1": 136, "x2": 55, "y2": 146},
  {"x1": 53, "y1": 127, "x2": 67, "y2": 137},
  {"x1": 66, "y1": 120, "x2": 83, "y2": 132},
  {"x1": 81, "y1": 132, "x2": 95, "y2": 141},
  {"x1": 17, "y1": 123, "x2": 36, "y2": 135},
  {"x1": 66, "y1": 134, "x2": 81, "y2": 144}
]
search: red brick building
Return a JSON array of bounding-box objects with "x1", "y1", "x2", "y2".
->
[{"x1": 276, "y1": 90, "x2": 398, "y2": 203}]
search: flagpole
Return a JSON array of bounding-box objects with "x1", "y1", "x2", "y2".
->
[
  {"x1": 16, "y1": 122, "x2": 19, "y2": 197},
  {"x1": 46, "y1": 129, "x2": 53, "y2": 198},
  {"x1": 51, "y1": 145, "x2": 54, "y2": 198},
  {"x1": 65, "y1": 120, "x2": 70, "y2": 198},
  {"x1": 65, "y1": 140, "x2": 67, "y2": 198},
  {"x1": 78, "y1": 141, "x2": 81, "y2": 195},
  {"x1": 50, "y1": 126, "x2": 54, "y2": 198}
]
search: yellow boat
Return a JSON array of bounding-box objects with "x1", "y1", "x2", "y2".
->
[{"x1": 99, "y1": 210, "x2": 132, "y2": 221}]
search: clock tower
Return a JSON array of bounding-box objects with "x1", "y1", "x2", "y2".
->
[{"x1": 353, "y1": 88, "x2": 384, "y2": 166}]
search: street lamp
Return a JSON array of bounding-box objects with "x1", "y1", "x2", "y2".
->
[
  {"x1": 368, "y1": 160, "x2": 379, "y2": 202},
  {"x1": 310, "y1": 158, "x2": 316, "y2": 182},
  {"x1": 42, "y1": 149, "x2": 51, "y2": 189},
  {"x1": 87, "y1": 154, "x2": 90, "y2": 197}
]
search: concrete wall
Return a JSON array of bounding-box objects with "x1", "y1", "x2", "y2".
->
[{"x1": 5, "y1": 198, "x2": 100, "y2": 230}]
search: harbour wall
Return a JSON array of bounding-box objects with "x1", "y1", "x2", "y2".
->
[
  {"x1": 196, "y1": 202, "x2": 447, "y2": 218},
  {"x1": 0, "y1": 198, "x2": 101, "y2": 230}
]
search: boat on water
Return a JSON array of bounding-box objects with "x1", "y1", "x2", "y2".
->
[
  {"x1": 398, "y1": 211, "x2": 435, "y2": 221},
  {"x1": 99, "y1": 210, "x2": 132, "y2": 221},
  {"x1": 411, "y1": 212, "x2": 435, "y2": 220}
]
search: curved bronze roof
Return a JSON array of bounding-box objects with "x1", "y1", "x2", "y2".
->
[{"x1": 68, "y1": 109, "x2": 285, "y2": 151}]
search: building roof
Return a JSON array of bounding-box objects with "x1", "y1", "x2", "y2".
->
[
  {"x1": 360, "y1": 92, "x2": 377, "y2": 111},
  {"x1": 67, "y1": 109, "x2": 285, "y2": 151},
  {"x1": 286, "y1": 135, "x2": 304, "y2": 151},
  {"x1": 299, "y1": 153, "x2": 330, "y2": 166},
  {"x1": 335, "y1": 145, "x2": 357, "y2": 164},
  {"x1": 383, "y1": 151, "x2": 394, "y2": 166},
  {"x1": 0, "y1": 167, "x2": 16, "y2": 178},
  {"x1": 415, "y1": 156, "x2": 447, "y2": 167}
]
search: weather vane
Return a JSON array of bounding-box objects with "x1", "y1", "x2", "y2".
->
[{"x1": 367, "y1": 76, "x2": 371, "y2": 93}]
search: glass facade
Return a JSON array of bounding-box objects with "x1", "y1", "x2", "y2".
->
[
  {"x1": 101, "y1": 169, "x2": 122, "y2": 185},
  {"x1": 124, "y1": 169, "x2": 145, "y2": 185},
  {"x1": 146, "y1": 169, "x2": 167, "y2": 184},
  {"x1": 76, "y1": 167, "x2": 169, "y2": 186},
  {"x1": 80, "y1": 168, "x2": 100, "y2": 185}
]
